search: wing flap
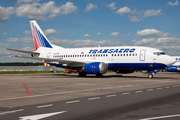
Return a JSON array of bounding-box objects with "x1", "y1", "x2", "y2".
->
[{"x1": 6, "y1": 48, "x2": 40, "y2": 54}]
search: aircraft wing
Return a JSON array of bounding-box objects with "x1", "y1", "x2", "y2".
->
[
  {"x1": 6, "y1": 48, "x2": 40, "y2": 54},
  {"x1": 15, "y1": 55, "x2": 86, "y2": 67}
]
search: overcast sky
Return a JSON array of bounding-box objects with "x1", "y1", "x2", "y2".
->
[{"x1": 0, "y1": 0, "x2": 180, "y2": 62}]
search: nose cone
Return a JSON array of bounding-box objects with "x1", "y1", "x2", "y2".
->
[{"x1": 165, "y1": 56, "x2": 176, "y2": 66}]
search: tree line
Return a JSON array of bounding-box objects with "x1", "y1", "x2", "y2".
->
[{"x1": 0, "y1": 62, "x2": 43, "y2": 66}]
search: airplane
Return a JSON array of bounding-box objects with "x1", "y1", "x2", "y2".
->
[
  {"x1": 6, "y1": 20, "x2": 176, "y2": 78},
  {"x1": 165, "y1": 56, "x2": 180, "y2": 73}
]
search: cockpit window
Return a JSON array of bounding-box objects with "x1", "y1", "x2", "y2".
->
[{"x1": 153, "y1": 52, "x2": 166, "y2": 56}]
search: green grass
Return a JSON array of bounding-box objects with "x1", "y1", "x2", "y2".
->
[{"x1": 0, "y1": 71, "x2": 64, "y2": 74}]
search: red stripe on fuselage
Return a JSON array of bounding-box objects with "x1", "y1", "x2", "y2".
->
[{"x1": 31, "y1": 23, "x2": 40, "y2": 50}]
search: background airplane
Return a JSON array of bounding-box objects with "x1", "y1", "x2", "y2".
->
[
  {"x1": 6, "y1": 20, "x2": 175, "y2": 78},
  {"x1": 165, "y1": 56, "x2": 180, "y2": 73}
]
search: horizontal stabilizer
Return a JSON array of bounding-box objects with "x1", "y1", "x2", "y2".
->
[{"x1": 6, "y1": 48, "x2": 40, "y2": 54}]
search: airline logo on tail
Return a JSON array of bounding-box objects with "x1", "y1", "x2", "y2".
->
[{"x1": 30, "y1": 21, "x2": 52, "y2": 50}]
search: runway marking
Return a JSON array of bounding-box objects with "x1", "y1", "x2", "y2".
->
[
  {"x1": 135, "y1": 90, "x2": 143, "y2": 93},
  {"x1": 125, "y1": 85, "x2": 133, "y2": 87},
  {"x1": 134, "y1": 84, "x2": 142, "y2": 86},
  {"x1": 172, "y1": 85, "x2": 180, "y2": 87},
  {"x1": 122, "y1": 92, "x2": 130, "y2": 95},
  {"x1": 115, "y1": 86, "x2": 124, "y2": 88},
  {"x1": 22, "y1": 83, "x2": 32, "y2": 96},
  {"x1": 88, "y1": 97, "x2": 100, "y2": 100},
  {"x1": 19, "y1": 111, "x2": 67, "y2": 120},
  {"x1": 106, "y1": 94, "x2": 117, "y2": 97},
  {"x1": 165, "y1": 86, "x2": 170, "y2": 89},
  {"x1": 139, "y1": 114, "x2": 180, "y2": 120},
  {"x1": 0, "y1": 109, "x2": 24, "y2": 115},
  {"x1": 1, "y1": 82, "x2": 180, "y2": 101},
  {"x1": 66, "y1": 100, "x2": 80, "y2": 104},
  {"x1": 147, "y1": 89, "x2": 154, "y2": 91},
  {"x1": 37, "y1": 104, "x2": 53, "y2": 109},
  {"x1": 103, "y1": 87, "x2": 113, "y2": 89},
  {"x1": 157, "y1": 88, "x2": 162, "y2": 90}
]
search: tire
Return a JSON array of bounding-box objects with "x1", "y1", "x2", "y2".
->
[{"x1": 148, "y1": 74, "x2": 153, "y2": 79}]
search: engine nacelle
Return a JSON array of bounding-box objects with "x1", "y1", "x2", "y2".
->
[
  {"x1": 166, "y1": 66, "x2": 180, "y2": 72},
  {"x1": 82, "y1": 62, "x2": 108, "y2": 74}
]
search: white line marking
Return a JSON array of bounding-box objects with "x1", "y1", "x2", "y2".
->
[
  {"x1": 106, "y1": 94, "x2": 117, "y2": 97},
  {"x1": 19, "y1": 111, "x2": 67, "y2": 120},
  {"x1": 115, "y1": 86, "x2": 124, "y2": 88},
  {"x1": 88, "y1": 97, "x2": 100, "y2": 100},
  {"x1": 66, "y1": 100, "x2": 80, "y2": 104},
  {"x1": 172, "y1": 85, "x2": 180, "y2": 88},
  {"x1": 103, "y1": 87, "x2": 113, "y2": 89},
  {"x1": 147, "y1": 89, "x2": 153, "y2": 91},
  {"x1": 157, "y1": 88, "x2": 162, "y2": 90},
  {"x1": 139, "y1": 114, "x2": 180, "y2": 120},
  {"x1": 135, "y1": 91, "x2": 143, "y2": 93},
  {"x1": 165, "y1": 86, "x2": 170, "y2": 89},
  {"x1": 125, "y1": 85, "x2": 133, "y2": 87},
  {"x1": 134, "y1": 84, "x2": 142, "y2": 86},
  {"x1": 37, "y1": 104, "x2": 53, "y2": 108},
  {"x1": 0, "y1": 109, "x2": 24, "y2": 115},
  {"x1": 122, "y1": 92, "x2": 130, "y2": 95}
]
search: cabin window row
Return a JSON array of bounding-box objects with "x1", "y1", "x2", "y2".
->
[
  {"x1": 111, "y1": 53, "x2": 137, "y2": 57},
  {"x1": 53, "y1": 53, "x2": 137, "y2": 58},
  {"x1": 53, "y1": 54, "x2": 108, "y2": 58}
]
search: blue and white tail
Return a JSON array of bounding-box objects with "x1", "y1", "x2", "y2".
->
[{"x1": 30, "y1": 20, "x2": 53, "y2": 50}]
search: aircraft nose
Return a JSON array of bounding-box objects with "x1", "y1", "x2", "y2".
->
[{"x1": 166, "y1": 56, "x2": 176, "y2": 66}]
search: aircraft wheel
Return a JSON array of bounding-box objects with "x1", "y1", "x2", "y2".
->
[
  {"x1": 78, "y1": 72, "x2": 86, "y2": 77},
  {"x1": 148, "y1": 74, "x2": 153, "y2": 79},
  {"x1": 95, "y1": 74, "x2": 103, "y2": 77}
]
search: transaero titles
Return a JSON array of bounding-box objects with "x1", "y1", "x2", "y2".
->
[{"x1": 89, "y1": 48, "x2": 135, "y2": 54}]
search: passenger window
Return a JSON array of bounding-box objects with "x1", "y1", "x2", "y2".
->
[
  {"x1": 112, "y1": 54, "x2": 113, "y2": 56},
  {"x1": 126, "y1": 54, "x2": 128, "y2": 56},
  {"x1": 114, "y1": 54, "x2": 116, "y2": 56}
]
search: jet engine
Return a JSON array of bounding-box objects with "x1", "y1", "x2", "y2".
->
[
  {"x1": 166, "y1": 66, "x2": 180, "y2": 72},
  {"x1": 82, "y1": 62, "x2": 108, "y2": 74}
]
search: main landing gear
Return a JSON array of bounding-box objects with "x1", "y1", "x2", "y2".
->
[
  {"x1": 78, "y1": 72, "x2": 86, "y2": 77},
  {"x1": 148, "y1": 74, "x2": 153, "y2": 79}
]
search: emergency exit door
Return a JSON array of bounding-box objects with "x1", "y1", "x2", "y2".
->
[{"x1": 140, "y1": 49, "x2": 146, "y2": 61}]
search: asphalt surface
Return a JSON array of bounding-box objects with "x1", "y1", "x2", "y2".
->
[{"x1": 0, "y1": 72, "x2": 180, "y2": 120}]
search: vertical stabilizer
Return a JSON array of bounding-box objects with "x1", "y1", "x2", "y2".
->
[{"x1": 30, "y1": 20, "x2": 53, "y2": 50}]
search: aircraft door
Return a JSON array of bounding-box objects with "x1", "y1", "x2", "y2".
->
[{"x1": 139, "y1": 49, "x2": 146, "y2": 61}]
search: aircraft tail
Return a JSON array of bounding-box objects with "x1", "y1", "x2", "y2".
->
[{"x1": 30, "y1": 20, "x2": 53, "y2": 50}]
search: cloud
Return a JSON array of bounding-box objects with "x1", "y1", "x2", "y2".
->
[
  {"x1": 43, "y1": 29, "x2": 58, "y2": 35},
  {"x1": 49, "y1": 37, "x2": 122, "y2": 47},
  {"x1": 143, "y1": 9, "x2": 162, "y2": 17},
  {"x1": 17, "y1": 0, "x2": 34, "y2": 3},
  {"x1": 111, "y1": 32, "x2": 119, "y2": 37},
  {"x1": 83, "y1": 34, "x2": 90, "y2": 37},
  {"x1": 135, "y1": 29, "x2": 170, "y2": 37},
  {"x1": 167, "y1": 0, "x2": 179, "y2": 6},
  {"x1": 96, "y1": 32, "x2": 101, "y2": 35},
  {"x1": 23, "y1": 31, "x2": 31, "y2": 35},
  {"x1": 0, "y1": 6, "x2": 14, "y2": 22},
  {"x1": 132, "y1": 37, "x2": 180, "y2": 55},
  {"x1": 16, "y1": 1, "x2": 77, "y2": 20},
  {"x1": 2, "y1": 32, "x2": 7, "y2": 35},
  {"x1": 106, "y1": 2, "x2": 116, "y2": 10},
  {"x1": 125, "y1": 33, "x2": 131, "y2": 37},
  {"x1": 6, "y1": 37, "x2": 33, "y2": 42},
  {"x1": 115, "y1": 6, "x2": 134, "y2": 15},
  {"x1": 0, "y1": 43, "x2": 9, "y2": 47},
  {"x1": 84, "y1": 3, "x2": 97, "y2": 12}
]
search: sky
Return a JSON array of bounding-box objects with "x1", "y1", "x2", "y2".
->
[{"x1": 0, "y1": 0, "x2": 180, "y2": 62}]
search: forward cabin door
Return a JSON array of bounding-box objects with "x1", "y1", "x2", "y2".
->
[{"x1": 140, "y1": 49, "x2": 146, "y2": 61}]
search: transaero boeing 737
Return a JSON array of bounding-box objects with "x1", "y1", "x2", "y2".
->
[{"x1": 6, "y1": 20, "x2": 176, "y2": 78}]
